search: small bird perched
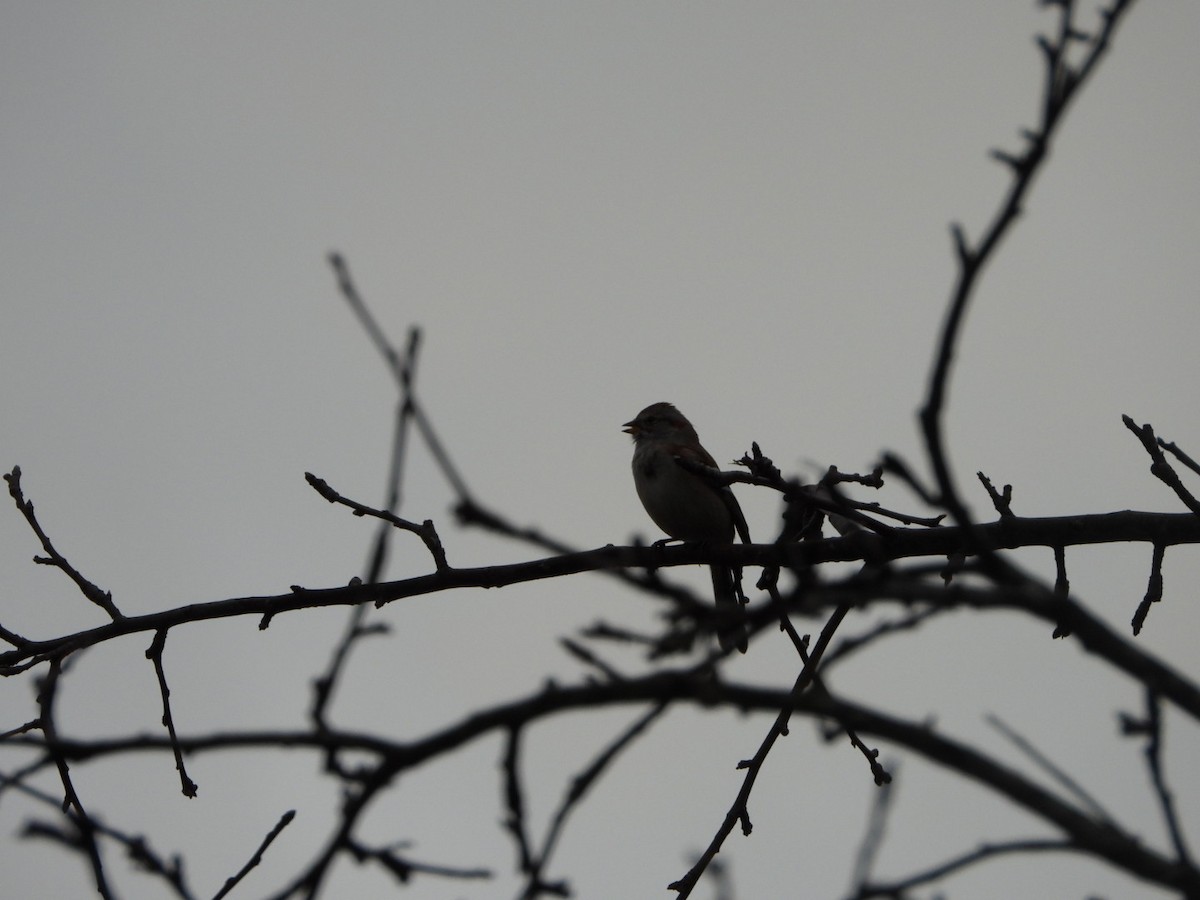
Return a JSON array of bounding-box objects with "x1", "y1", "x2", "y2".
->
[{"x1": 623, "y1": 402, "x2": 749, "y2": 652}]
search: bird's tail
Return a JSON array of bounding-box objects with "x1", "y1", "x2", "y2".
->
[{"x1": 710, "y1": 565, "x2": 748, "y2": 653}]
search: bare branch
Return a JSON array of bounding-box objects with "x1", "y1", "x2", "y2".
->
[
  {"x1": 5, "y1": 467, "x2": 122, "y2": 620},
  {"x1": 1123, "y1": 415, "x2": 1200, "y2": 515},
  {"x1": 1131, "y1": 542, "x2": 1166, "y2": 636},
  {"x1": 985, "y1": 713, "x2": 1115, "y2": 825},
  {"x1": 145, "y1": 629, "x2": 199, "y2": 798},
  {"x1": 305, "y1": 471, "x2": 449, "y2": 571},
  {"x1": 920, "y1": 0, "x2": 1139, "y2": 537},
  {"x1": 211, "y1": 810, "x2": 295, "y2": 900}
]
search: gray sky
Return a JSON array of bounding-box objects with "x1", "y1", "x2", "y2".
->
[{"x1": 2, "y1": 3, "x2": 1198, "y2": 898}]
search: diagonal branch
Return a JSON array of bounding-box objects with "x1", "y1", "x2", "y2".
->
[{"x1": 5, "y1": 467, "x2": 122, "y2": 619}]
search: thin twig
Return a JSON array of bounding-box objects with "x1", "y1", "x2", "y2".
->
[
  {"x1": 1123, "y1": 416, "x2": 1200, "y2": 515},
  {"x1": 145, "y1": 629, "x2": 198, "y2": 798},
  {"x1": 920, "y1": 0, "x2": 1136, "y2": 542},
  {"x1": 518, "y1": 704, "x2": 669, "y2": 899},
  {"x1": 1137, "y1": 690, "x2": 1194, "y2": 870},
  {"x1": 305, "y1": 472, "x2": 449, "y2": 572},
  {"x1": 502, "y1": 725, "x2": 535, "y2": 877},
  {"x1": 985, "y1": 713, "x2": 1115, "y2": 824},
  {"x1": 345, "y1": 838, "x2": 493, "y2": 884},
  {"x1": 851, "y1": 838, "x2": 1077, "y2": 898},
  {"x1": 1158, "y1": 436, "x2": 1200, "y2": 479},
  {"x1": 669, "y1": 598, "x2": 856, "y2": 897},
  {"x1": 212, "y1": 810, "x2": 296, "y2": 900},
  {"x1": 1131, "y1": 542, "x2": 1165, "y2": 636},
  {"x1": 37, "y1": 657, "x2": 115, "y2": 898},
  {"x1": 847, "y1": 762, "x2": 899, "y2": 895},
  {"x1": 5, "y1": 467, "x2": 122, "y2": 619},
  {"x1": 5, "y1": 772, "x2": 197, "y2": 900}
]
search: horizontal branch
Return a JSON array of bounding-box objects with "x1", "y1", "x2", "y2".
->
[
  {"x1": 16, "y1": 669, "x2": 1199, "y2": 896},
  {"x1": 2, "y1": 510, "x2": 1198, "y2": 674}
]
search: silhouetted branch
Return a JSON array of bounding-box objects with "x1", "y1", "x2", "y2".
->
[
  {"x1": 851, "y1": 838, "x2": 1079, "y2": 898},
  {"x1": 846, "y1": 762, "x2": 899, "y2": 896},
  {"x1": 212, "y1": 809, "x2": 295, "y2": 900},
  {"x1": 305, "y1": 472, "x2": 449, "y2": 571},
  {"x1": 36, "y1": 657, "x2": 114, "y2": 898},
  {"x1": 4, "y1": 510, "x2": 1200, "y2": 674},
  {"x1": 985, "y1": 713, "x2": 1115, "y2": 824},
  {"x1": 145, "y1": 628, "x2": 198, "y2": 798},
  {"x1": 1121, "y1": 689, "x2": 1196, "y2": 871},
  {"x1": 669, "y1": 598, "x2": 855, "y2": 898},
  {"x1": 920, "y1": 0, "x2": 1137, "y2": 535},
  {"x1": 344, "y1": 837, "x2": 493, "y2": 886},
  {"x1": 1123, "y1": 415, "x2": 1200, "y2": 515},
  {"x1": 5, "y1": 466, "x2": 122, "y2": 620}
]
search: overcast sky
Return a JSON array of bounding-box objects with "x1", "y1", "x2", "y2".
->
[{"x1": 2, "y1": 4, "x2": 1198, "y2": 898}]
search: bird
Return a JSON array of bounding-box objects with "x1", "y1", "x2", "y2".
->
[{"x1": 622, "y1": 402, "x2": 749, "y2": 652}]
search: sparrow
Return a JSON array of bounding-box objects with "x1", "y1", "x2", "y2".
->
[{"x1": 623, "y1": 402, "x2": 749, "y2": 652}]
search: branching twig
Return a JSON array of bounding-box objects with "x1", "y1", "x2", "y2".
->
[
  {"x1": 978, "y1": 471, "x2": 1015, "y2": 518},
  {"x1": 517, "y1": 703, "x2": 669, "y2": 899},
  {"x1": 669, "y1": 599, "x2": 855, "y2": 898},
  {"x1": 8, "y1": 770, "x2": 196, "y2": 900},
  {"x1": 1123, "y1": 415, "x2": 1200, "y2": 515},
  {"x1": 5, "y1": 466, "x2": 122, "y2": 619},
  {"x1": 10, "y1": 663, "x2": 1200, "y2": 896},
  {"x1": 5, "y1": 511, "x2": 1200, "y2": 677},
  {"x1": 37, "y1": 657, "x2": 114, "y2": 898},
  {"x1": 1122, "y1": 690, "x2": 1195, "y2": 871},
  {"x1": 920, "y1": 0, "x2": 1137, "y2": 543},
  {"x1": 305, "y1": 472, "x2": 449, "y2": 571}
]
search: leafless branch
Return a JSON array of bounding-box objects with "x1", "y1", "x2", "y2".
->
[
  {"x1": 5, "y1": 466, "x2": 122, "y2": 619},
  {"x1": 145, "y1": 628, "x2": 198, "y2": 798},
  {"x1": 211, "y1": 810, "x2": 295, "y2": 900}
]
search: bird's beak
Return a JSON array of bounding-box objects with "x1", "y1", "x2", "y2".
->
[{"x1": 622, "y1": 419, "x2": 638, "y2": 436}]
